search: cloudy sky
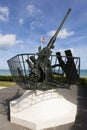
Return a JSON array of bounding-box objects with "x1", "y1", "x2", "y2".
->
[{"x1": 0, "y1": 0, "x2": 87, "y2": 69}]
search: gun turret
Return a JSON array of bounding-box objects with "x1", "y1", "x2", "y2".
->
[
  {"x1": 47, "y1": 8, "x2": 71, "y2": 49},
  {"x1": 26, "y1": 8, "x2": 72, "y2": 86}
]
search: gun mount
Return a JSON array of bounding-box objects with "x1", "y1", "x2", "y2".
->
[
  {"x1": 7, "y1": 8, "x2": 80, "y2": 90},
  {"x1": 26, "y1": 8, "x2": 72, "y2": 86}
]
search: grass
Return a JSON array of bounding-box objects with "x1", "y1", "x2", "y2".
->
[
  {"x1": 0, "y1": 76, "x2": 87, "y2": 87},
  {"x1": 80, "y1": 77, "x2": 87, "y2": 87},
  {"x1": 0, "y1": 81, "x2": 15, "y2": 87}
]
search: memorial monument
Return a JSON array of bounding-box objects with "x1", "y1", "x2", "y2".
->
[
  {"x1": 7, "y1": 8, "x2": 80, "y2": 130},
  {"x1": 7, "y1": 8, "x2": 80, "y2": 90}
]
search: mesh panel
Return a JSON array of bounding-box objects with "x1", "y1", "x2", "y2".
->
[{"x1": 7, "y1": 53, "x2": 80, "y2": 90}]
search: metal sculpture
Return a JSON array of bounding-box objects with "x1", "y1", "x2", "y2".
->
[
  {"x1": 56, "y1": 50, "x2": 79, "y2": 84},
  {"x1": 7, "y1": 8, "x2": 80, "y2": 90},
  {"x1": 26, "y1": 8, "x2": 71, "y2": 87}
]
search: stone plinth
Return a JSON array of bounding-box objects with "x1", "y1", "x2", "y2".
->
[{"x1": 10, "y1": 89, "x2": 77, "y2": 130}]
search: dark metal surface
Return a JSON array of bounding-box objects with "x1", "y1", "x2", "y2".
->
[
  {"x1": 7, "y1": 8, "x2": 80, "y2": 90},
  {"x1": 7, "y1": 53, "x2": 80, "y2": 90}
]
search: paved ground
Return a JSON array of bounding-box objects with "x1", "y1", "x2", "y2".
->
[{"x1": 0, "y1": 84, "x2": 87, "y2": 130}]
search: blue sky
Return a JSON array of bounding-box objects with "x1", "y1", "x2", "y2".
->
[{"x1": 0, "y1": 0, "x2": 87, "y2": 69}]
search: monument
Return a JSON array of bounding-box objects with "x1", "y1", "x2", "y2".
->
[
  {"x1": 7, "y1": 8, "x2": 80, "y2": 90},
  {"x1": 7, "y1": 8, "x2": 80, "y2": 130}
]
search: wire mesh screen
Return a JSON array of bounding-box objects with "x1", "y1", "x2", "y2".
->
[{"x1": 7, "y1": 53, "x2": 80, "y2": 90}]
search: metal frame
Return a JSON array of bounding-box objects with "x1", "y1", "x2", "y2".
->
[{"x1": 7, "y1": 53, "x2": 80, "y2": 90}]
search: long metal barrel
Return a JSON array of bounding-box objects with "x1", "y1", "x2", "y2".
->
[
  {"x1": 55, "y1": 8, "x2": 71, "y2": 37},
  {"x1": 47, "y1": 8, "x2": 72, "y2": 48}
]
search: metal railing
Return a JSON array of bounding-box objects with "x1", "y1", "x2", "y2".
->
[{"x1": 7, "y1": 53, "x2": 80, "y2": 90}]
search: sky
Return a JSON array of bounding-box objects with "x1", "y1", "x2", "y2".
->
[{"x1": 0, "y1": 0, "x2": 87, "y2": 69}]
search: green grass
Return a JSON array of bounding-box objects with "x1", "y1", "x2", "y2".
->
[
  {"x1": 0, "y1": 75, "x2": 13, "y2": 81},
  {"x1": 80, "y1": 77, "x2": 87, "y2": 87},
  {"x1": 0, "y1": 81, "x2": 15, "y2": 87},
  {"x1": 0, "y1": 75, "x2": 87, "y2": 87}
]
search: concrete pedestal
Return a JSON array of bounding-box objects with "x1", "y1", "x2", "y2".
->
[{"x1": 10, "y1": 89, "x2": 77, "y2": 130}]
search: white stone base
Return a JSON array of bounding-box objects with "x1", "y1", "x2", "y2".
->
[{"x1": 10, "y1": 89, "x2": 77, "y2": 130}]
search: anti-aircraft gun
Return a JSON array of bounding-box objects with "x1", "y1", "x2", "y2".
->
[
  {"x1": 26, "y1": 8, "x2": 72, "y2": 88},
  {"x1": 7, "y1": 8, "x2": 80, "y2": 90}
]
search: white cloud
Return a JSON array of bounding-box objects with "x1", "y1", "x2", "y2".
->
[
  {"x1": 30, "y1": 21, "x2": 42, "y2": 29},
  {"x1": 0, "y1": 33, "x2": 23, "y2": 50},
  {"x1": 27, "y1": 5, "x2": 43, "y2": 29},
  {"x1": 19, "y1": 18, "x2": 24, "y2": 25},
  {"x1": 16, "y1": 40, "x2": 24, "y2": 44},
  {"x1": 47, "y1": 28, "x2": 74, "y2": 39},
  {"x1": 27, "y1": 4, "x2": 42, "y2": 16},
  {"x1": 0, "y1": 6, "x2": 9, "y2": 22}
]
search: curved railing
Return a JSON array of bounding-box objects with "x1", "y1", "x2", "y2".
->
[{"x1": 7, "y1": 53, "x2": 80, "y2": 90}]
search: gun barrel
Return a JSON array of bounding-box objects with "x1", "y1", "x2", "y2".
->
[
  {"x1": 47, "y1": 8, "x2": 72, "y2": 49},
  {"x1": 55, "y1": 8, "x2": 71, "y2": 37}
]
